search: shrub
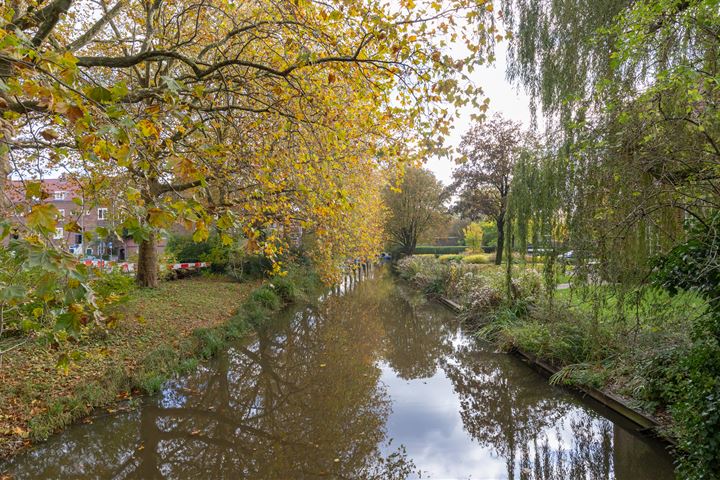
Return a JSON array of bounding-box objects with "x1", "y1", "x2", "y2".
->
[
  {"x1": 463, "y1": 253, "x2": 494, "y2": 264},
  {"x1": 438, "y1": 254, "x2": 463, "y2": 263},
  {"x1": 638, "y1": 339, "x2": 720, "y2": 479},
  {"x1": 91, "y1": 271, "x2": 136, "y2": 298},
  {"x1": 249, "y1": 286, "x2": 281, "y2": 311},
  {"x1": 166, "y1": 234, "x2": 215, "y2": 262},
  {"x1": 237, "y1": 255, "x2": 274, "y2": 280},
  {"x1": 463, "y1": 284, "x2": 504, "y2": 319},
  {"x1": 270, "y1": 276, "x2": 297, "y2": 303},
  {"x1": 511, "y1": 268, "x2": 543, "y2": 300},
  {"x1": 396, "y1": 255, "x2": 453, "y2": 295}
]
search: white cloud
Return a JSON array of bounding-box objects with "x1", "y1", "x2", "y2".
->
[{"x1": 425, "y1": 41, "x2": 536, "y2": 186}]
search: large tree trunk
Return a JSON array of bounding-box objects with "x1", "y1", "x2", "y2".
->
[
  {"x1": 1, "y1": 52, "x2": 17, "y2": 215},
  {"x1": 0, "y1": 147, "x2": 8, "y2": 213},
  {"x1": 495, "y1": 211, "x2": 505, "y2": 265},
  {"x1": 0, "y1": 118, "x2": 13, "y2": 215},
  {"x1": 136, "y1": 231, "x2": 159, "y2": 288}
]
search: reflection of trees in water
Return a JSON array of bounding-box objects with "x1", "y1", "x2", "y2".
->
[
  {"x1": 10, "y1": 277, "x2": 415, "y2": 479},
  {"x1": 379, "y1": 287, "x2": 455, "y2": 380},
  {"x1": 442, "y1": 342, "x2": 616, "y2": 480}
]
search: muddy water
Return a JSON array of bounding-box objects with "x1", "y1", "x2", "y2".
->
[{"x1": 5, "y1": 268, "x2": 675, "y2": 479}]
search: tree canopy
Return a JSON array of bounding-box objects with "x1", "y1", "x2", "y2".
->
[
  {"x1": 0, "y1": 0, "x2": 499, "y2": 290},
  {"x1": 382, "y1": 166, "x2": 446, "y2": 256},
  {"x1": 450, "y1": 113, "x2": 530, "y2": 264}
]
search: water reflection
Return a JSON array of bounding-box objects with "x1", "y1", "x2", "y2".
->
[{"x1": 5, "y1": 269, "x2": 674, "y2": 479}]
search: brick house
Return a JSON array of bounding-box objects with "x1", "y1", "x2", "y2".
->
[{"x1": 6, "y1": 179, "x2": 165, "y2": 261}]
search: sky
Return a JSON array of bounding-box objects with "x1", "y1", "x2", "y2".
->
[{"x1": 424, "y1": 41, "x2": 535, "y2": 186}]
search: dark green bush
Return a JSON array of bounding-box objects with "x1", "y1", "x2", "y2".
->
[
  {"x1": 167, "y1": 233, "x2": 278, "y2": 279},
  {"x1": 639, "y1": 339, "x2": 720, "y2": 479},
  {"x1": 240, "y1": 255, "x2": 274, "y2": 279},
  {"x1": 270, "y1": 276, "x2": 297, "y2": 303},
  {"x1": 249, "y1": 286, "x2": 281, "y2": 311},
  {"x1": 651, "y1": 212, "x2": 720, "y2": 478},
  {"x1": 166, "y1": 234, "x2": 216, "y2": 262},
  {"x1": 91, "y1": 271, "x2": 135, "y2": 298}
]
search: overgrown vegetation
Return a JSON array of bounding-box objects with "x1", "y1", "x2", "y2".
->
[{"x1": 397, "y1": 254, "x2": 714, "y2": 476}]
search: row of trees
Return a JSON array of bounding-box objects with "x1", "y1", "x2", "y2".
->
[
  {"x1": 0, "y1": 0, "x2": 503, "y2": 345},
  {"x1": 382, "y1": 113, "x2": 531, "y2": 263}
]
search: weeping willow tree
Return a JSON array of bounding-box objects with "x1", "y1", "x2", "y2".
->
[
  {"x1": 504, "y1": 142, "x2": 567, "y2": 297},
  {"x1": 501, "y1": 1, "x2": 720, "y2": 476},
  {"x1": 501, "y1": 0, "x2": 718, "y2": 293},
  {"x1": 502, "y1": 0, "x2": 719, "y2": 245}
]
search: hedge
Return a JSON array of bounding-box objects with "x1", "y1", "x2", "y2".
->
[{"x1": 414, "y1": 245, "x2": 467, "y2": 254}]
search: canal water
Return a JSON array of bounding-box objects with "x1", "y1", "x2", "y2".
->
[{"x1": 4, "y1": 268, "x2": 675, "y2": 479}]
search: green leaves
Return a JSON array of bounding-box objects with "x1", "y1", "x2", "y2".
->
[
  {"x1": 122, "y1": 217, "x2": 150, "y2": 243},
  {"x1": 110, "y1": 82, "x2": 129, "y2": 100},
  {"x1": 24, "y1": 181, "x2": 44, "y2": 200},
  {"x1": 55, "y1": 312, "x2": 81, "y2": 337},
  {"x1": 26, "y1": 204, "x2": 59, "y2": 233},
  {"x1": 148, "y1": 208, "x2": 174, "y2": 228},
  {"x1": 0, "y1": 284, "x2": 27, "y2": 302},
  {"x1": 192, "y1": 223, "x2": 210, "y2": 242},
  {"x1": 162, "y1": 76, "x2": 185, "y2": 93},
  {"x1": 87, "y1": 86, "x2": 113, "y2": 103}
]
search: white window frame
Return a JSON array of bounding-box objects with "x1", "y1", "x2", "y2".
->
[
  {"x1": 54, "y1": 227, "x2": 64, "y2": 240},
  {"x1": 58, "y1": 208, "x2": 65, "y2": 218},
  {"x1": 53, "y1": 191, "x2": 66, "y2": 200},
  {"x1": 97, "y1": 208, "x2": 108, "y2": 220}
]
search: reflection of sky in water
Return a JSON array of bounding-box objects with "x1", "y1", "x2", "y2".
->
[
  {"x1": 376, "y1": 313, "x2": 638, "y2": 480},
  {"x1": 380, "y1": 362, "x2": 508, "y2": 479}
]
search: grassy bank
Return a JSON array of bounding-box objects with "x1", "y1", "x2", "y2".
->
[
  {"x1": 396, "y1": 255, "x2": 717, "y2": 477},
  {"x1": 0, "y1": 268, "x2": 318, "y2": 461}
]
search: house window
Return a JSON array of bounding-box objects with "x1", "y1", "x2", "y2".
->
[
  {"x1": 97, "y1": 208, "x2": 108, "y2": 220},
  {"x1": 58, "y1": 209, "x2": 65, "y2": 218},
  {"x1": 75, "y1": 233, "x2": 83, "y2": 244},
  {"x1": 54, "y1": 228, "x2": 64, "y2": 240},
  {"x1": 53, "y1": 191, "x2": 66, "y2": 200}
]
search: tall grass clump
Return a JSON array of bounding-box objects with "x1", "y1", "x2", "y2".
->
[{"x1": 396, "y1": 255, "x2": 543, "y2": 321}]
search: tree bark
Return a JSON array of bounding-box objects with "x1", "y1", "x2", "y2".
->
[
  {"x1": 1, "y1": 55, "x2": 14, "y2": 215},
  {"x1": 136, "y1": 231, "x2": 159, "y2": 288},
  {"x1": 495, "y1": 211, "x2": 505, "y2": 265}
]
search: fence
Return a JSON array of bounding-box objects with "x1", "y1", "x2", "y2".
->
[{"x1": 82, "y1": 259, "x2": 211, "y2": 273}]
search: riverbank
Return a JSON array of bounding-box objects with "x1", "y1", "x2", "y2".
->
[
  {"x1": 1, "y1": 265, "x2": 676, "y2": 479},
  {"x1": 0, "y1": 269, "x2": 318, "y2": 461},
  {"x1": 396, "y1": 255, "x2": 716, "y2": 477}
]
